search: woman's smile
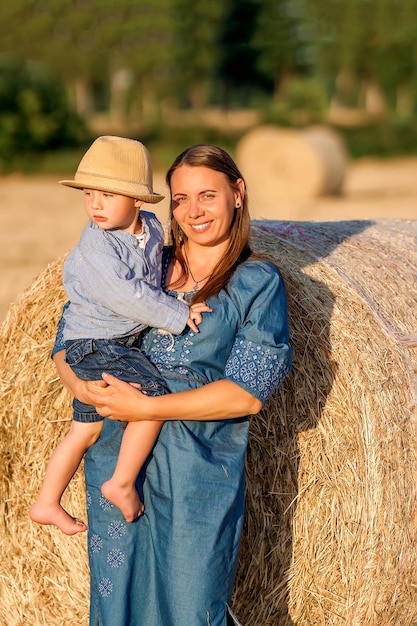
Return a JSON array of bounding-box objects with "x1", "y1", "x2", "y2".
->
[{"x1": 189, "y1": 221, "x2": 213, "y2": 232}]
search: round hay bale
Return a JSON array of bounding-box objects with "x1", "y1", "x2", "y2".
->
[
  {"x1": 0, "y1": 262, "x2": 89, "y2": 625},
  {"x1": 303, "y1": 126, "x2": 348, "y2": 196},
  {"x1": 1, "y1": 219, "x2": 416, "y2": 625},
  {"x1": 236, "y1": 125, "x2": 348, "y2": 217}
]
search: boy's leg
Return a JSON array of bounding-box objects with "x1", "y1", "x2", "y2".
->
[
  {"x1": 29, "y1": 420, "x2": 103, "y2": 535},
  {"x1": 101, "y1": 420, "x2": 163, "y2": 522},
  {"x1": 85, "y1": 338, "x2": 168, "y2": 522}
]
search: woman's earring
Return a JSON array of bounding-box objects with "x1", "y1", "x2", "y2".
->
[{"x1": 236, "y1": 202, "x2": 241, "y2": 209}]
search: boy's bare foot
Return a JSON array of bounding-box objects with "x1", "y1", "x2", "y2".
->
[
  {"x1": 101, "y1": 479, "x2": 144, "y2": 522},
  {"x1": 29, "y1": 501, "x2": 87, "y2": 535}
]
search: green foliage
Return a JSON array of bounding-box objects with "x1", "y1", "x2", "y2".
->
[
  {"x1": 338, "y1": 118, "x2": 417, "y2": 159},
  {"x1": 170, "y1": 0, "x2": 231, "y2": 107},
  {"x1": 0, "y1": 59, "x2": 87, "y2": 170},
  {"x1": 217, "y1": 0, "x2": 271, "y2": 102},
  {"x1": 1, "y1": 0, "x2": 417, "y2": 164},
  {"x1": 262, "y1": 77, "x2": 328, "y2": 125},
  {"x1": 252, "y1": 0, "x2": 315, "y2": 96},
  {"x1": 308, "y1": 0, "x2": 417, "y2": 110}
]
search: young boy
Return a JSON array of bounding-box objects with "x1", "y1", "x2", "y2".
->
[{"x1": 29, "y1": 136, "x2": 206, "y2": 534}]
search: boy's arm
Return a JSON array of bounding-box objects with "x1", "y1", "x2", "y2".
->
[{"x1": 68, "y1": 240, "x2": 190, "y2": 334}]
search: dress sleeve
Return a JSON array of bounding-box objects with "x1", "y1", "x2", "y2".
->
[{"x1": 224, "y1": 261, "x2": 292, "y2": 404}]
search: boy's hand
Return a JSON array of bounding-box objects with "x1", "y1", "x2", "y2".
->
[{"x1": 187, "y1": 302, "x2": 212, "y2": 333}]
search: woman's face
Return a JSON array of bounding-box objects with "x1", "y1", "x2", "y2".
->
[{"x1": 171, "y1": 165, "x2": 243, "y2": 248}]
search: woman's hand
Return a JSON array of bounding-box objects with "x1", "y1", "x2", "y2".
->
[
  {"x1": 85, "y1": 374, "x2": 154, "y2": 422},
  {"x1": 53, "y1": 349, "x2": 107, "y2": 403},
  {"x1": 77, "y1": 378, "x2": 108, "y2": 404}
]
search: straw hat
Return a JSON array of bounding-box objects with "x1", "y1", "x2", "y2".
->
[{"x1": 60, "y1": 135, "x2": 164, "y2": 204}]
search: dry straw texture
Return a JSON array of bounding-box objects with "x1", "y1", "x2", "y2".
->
[{"x1": 1, "y1": 219, "x2": 416, "y2": 625}]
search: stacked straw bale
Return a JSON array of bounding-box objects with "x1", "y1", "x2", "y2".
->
[
  {"x1": 236, "y1": 125, "x2": 348, "y2": 217},
  {"x1": 1, "y1": 219, "x2": 416, "y2": 625}
]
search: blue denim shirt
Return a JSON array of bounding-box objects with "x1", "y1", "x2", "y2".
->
[{"x1": 62, "y1": 211, "x2": 189, "y2": 340}]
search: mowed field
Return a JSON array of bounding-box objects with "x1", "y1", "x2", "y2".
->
[{"x1": 0, "y1": 155, "x2": 416, "y2": 321}]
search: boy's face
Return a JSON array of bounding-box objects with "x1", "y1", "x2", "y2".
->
[{"x1": 83, "y1": 189, "x2": 143, "y2": 233}]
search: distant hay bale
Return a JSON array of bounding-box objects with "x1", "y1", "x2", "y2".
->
[
  {"x1": 236, "y1": 125, "x2": 348, "y2": 217},
  {"x1": 1, "y1": 219, "x2": 416, "y2": 625}
]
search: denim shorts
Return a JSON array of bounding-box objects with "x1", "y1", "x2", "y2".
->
[{"x1": 65, "y1": 336, "x2": 169, "y2": 423}]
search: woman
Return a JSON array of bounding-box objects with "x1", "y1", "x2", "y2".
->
[{"x1": 53, "y1": 144, "x2": 292, "y2": 625}]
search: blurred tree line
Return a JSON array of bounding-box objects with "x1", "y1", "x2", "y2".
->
[{"x1": 0, "y1": 0, "x2": 417, "y2": 169}]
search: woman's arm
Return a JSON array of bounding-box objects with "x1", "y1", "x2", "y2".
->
[
  {"x1": 53, "y1": 350, "x2": 107, "y2": 402},
  {"x1": 85, "y1": 373, "x2": 262, "y2": 422}
]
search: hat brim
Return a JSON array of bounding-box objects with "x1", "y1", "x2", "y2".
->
[{"x1": 59, "y1": 179, "x2": 164, "y2": 204}]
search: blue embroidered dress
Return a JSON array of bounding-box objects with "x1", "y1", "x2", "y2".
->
[{"x1": 54, "y1": 255, "x2": 292, "y2": 626}]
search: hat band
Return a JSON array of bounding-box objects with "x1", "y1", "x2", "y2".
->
[{"x1": 75, "y1": 169, "x2": 150, "y2": 189}]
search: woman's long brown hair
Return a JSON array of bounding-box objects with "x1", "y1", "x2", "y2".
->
[{"x1": 166, "y1": 144, "x2": 256, "y2": 303}]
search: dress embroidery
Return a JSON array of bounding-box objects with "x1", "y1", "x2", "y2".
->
[
  {"x1": 99, "y1": 495, "x2": 114, "y2": 511},
  {"x1": 90, "y1": 534, "x2": 103, "y2": 553},
  {"x1": 108, "y1": 520, "x2": 127, "y2": 539},
  {"x1": 225, "y1": 339, "x2": 291, "y2": 398},
  {"x1": 150, "y1": 330, "x2": 194, "y2": 374},
  {"x1": 107, "y1": 548, "x2": 125, "y2": 568},
  {"x1": 99, "y1": 578, "x2": 113, "y2": 598}
]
